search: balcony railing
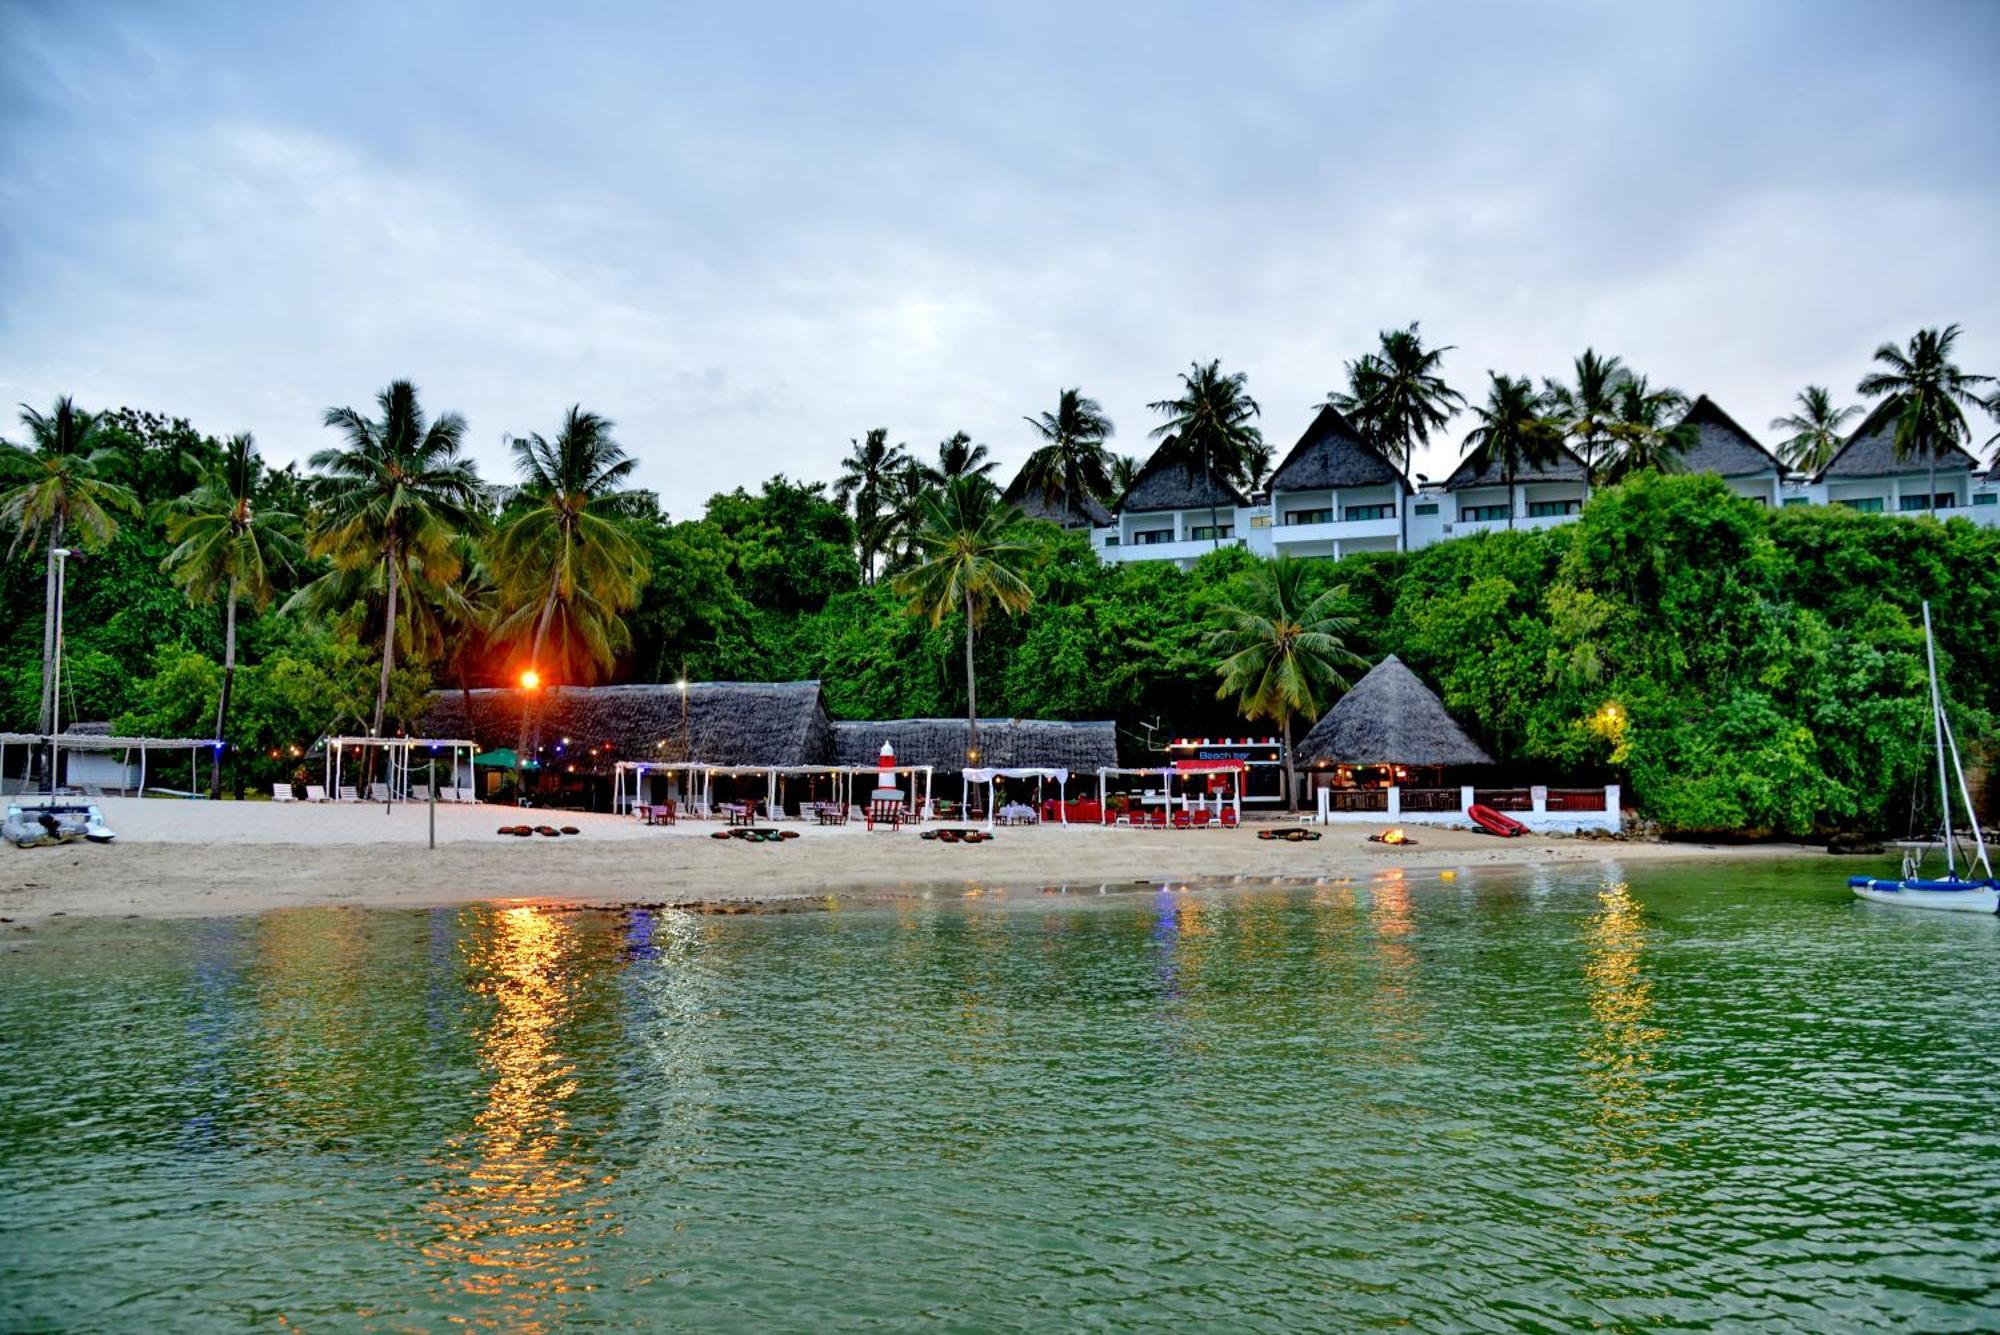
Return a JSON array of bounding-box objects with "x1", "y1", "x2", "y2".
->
[
  {"x1": 1326, "y1": 788, "x2": 1389, "y2": 812},
  {"x1": 1400, "y1": 787, "x2": 1460, "y2": 812}
]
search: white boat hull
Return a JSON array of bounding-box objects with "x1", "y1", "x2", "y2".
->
[{"x1": 1851, "y1": 883, "x2": 1999, "y2": 914}]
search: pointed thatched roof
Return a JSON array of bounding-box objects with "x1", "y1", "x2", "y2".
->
[
  {"x1": 1267, "y1": 406, "x2": 1410, "y2": 493},
  {"x1": 1003, "y1": 471, "x2": 1114, "y2": 528},
  {"x1": 1815, "y1": 397, "x2": 1982, "y2": 482},
  {"x1": 1677, "y1": 396, "x2": 1783, "y2": 478},
  {"x1": 1294, "y1": 655, "x2": 1493, "y2": 767},
  {"x1": 421, "y1": 681, "x2": 835, "y2": 769},
  {"x1": 1115, "y1": 440, "x2": 1250, "y2": 515},
  {"x1": 832, "y1": 718, "x2": 1118, "y2": 776},
  {"x1": 1442, "y1": 440, "x2": 1591, "y2": 490}
]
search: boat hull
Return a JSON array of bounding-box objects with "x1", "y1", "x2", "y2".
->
[{"x1": 1849, "y1": 877, "x2": 1999, "y2": 914}]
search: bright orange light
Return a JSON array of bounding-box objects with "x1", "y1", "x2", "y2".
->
[
  {"x1": 1381, "y1": 827, "x2": 1411, "y2": 845},
  {"x1": 519, "y1": 669, "x2": 541, "y2": 690}
]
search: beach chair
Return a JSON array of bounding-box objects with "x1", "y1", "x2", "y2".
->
[
  {"x1": 304, "y1": 784, "x2": 328, "y2": 803},
  {"x1": 1191, "y1": 808, "x2": 1212, "y2": 830},
  {"x1": 1148, "y1": 809, "x2": 1168, "y2": 830},
  {"x1": 271, "y1": 783, "x2": 296, "y2": 803},
  {"x1": 409, "y1": 783, "x2": 432, "y2": 802},
  {"x1": 1220, "y1": 807, "x2": 1239, "y2": 829},
  {"x1": 365, "y1": 782, "x2": 390, "y2": 803},
  {"x1": 337, "y1": 785, "x2": 360, "y2": 802},
  {"x1": 866, "y1": 799, "x2": 902, "y2": 831},
  {"x1": 455, "y1": 786, "x2": 476, "y2": 803}
]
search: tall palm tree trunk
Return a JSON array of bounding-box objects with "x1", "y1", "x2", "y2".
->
[
  {"x1": 963, "y1": 589, "x2": 979, "y2": 765},
  {"x1": 366, "y1": 543, "x2": 400, "y2": 793},
  {"x1": 515, "y1": 586, "x2": 560, "y2": 802},
  {"x1": 1506, "y1": 463, "x2": 1517, "y2": 530},
  {"x1": 1281, "y1": 712, "x2": 1297, "y2": 814},
  {"x1": 37, "y1": 518, "x2": 65, "y2": 737},
  {"x1": 209, "y1": 576, "x2": 237, "y2": 800},
  {"x1": 1929, "y1": 453, "x2": 1939, "y2": 516}
]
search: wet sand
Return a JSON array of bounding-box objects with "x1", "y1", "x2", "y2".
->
[{"x1": 0, "y1": 796, "x2": 1823, "y2": 924}]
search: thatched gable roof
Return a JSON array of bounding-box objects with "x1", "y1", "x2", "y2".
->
[
  {"x1": 1442, "y1": 440, "x2": 1591, "y2": 490},
  {"x1": 1267, "y1": 406, "x2": 1410, "y2": 493},
  {"x1": 1815, "y1": 397, "x2": 1982, "y2": 482},
  {"x1": 1004, "y1": 472, "x2": 1114, "y2": 528},
  {"x1": 1988, "y1": 449, "x2": 2000, "y2": 482},
  {"x1": 1295, "y1": 655, "x2": 1493, "y2": 767},
  {"x1": 1115, "y1": 441, "x2": 1250, "y2": 515},
  {"x1": 1677, "y1": 396, "x2": 1783, "y2": 478},
  {"x1": 833, "y1": 718, "x2": 1118, "y2": 775},
  {"x1": 421, "y1": 681, "x2": 835, "y2": 768}
]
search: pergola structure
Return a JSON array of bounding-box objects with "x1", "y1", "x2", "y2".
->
[
  {"x1": 324, "y1": 737, "x2": 479, "y2": 801},
  {"x1": 1094, "y1": 762, "x2": 1244, "y2": 824},
  {"x1": 611, "y1": 761, "x2": 938, "y2": 819},
  {"x1": 0, "y1": 732, "x2": 221, "y2": 798},
  {"x1": 963, "y1": 766, "x2": 1072, "y2": 826}
]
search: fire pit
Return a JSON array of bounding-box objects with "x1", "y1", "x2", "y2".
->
[{"x1": 1368, "y1": 827, "x2": 1417, "y2": 846}]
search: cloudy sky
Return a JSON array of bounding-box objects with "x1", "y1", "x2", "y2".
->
[{"x1": 3, "y1": 0, "x2": 1996, "y2": 509}]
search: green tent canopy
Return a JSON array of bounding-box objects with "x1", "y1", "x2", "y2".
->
[{"x1": 472, "y1": 748, "x2": 537, "y2": 768}]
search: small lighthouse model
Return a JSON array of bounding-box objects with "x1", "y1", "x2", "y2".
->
[{"x1": 870, "y1": 741, "x2": 905, "y2": 804}]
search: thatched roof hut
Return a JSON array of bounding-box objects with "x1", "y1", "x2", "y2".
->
[
  {"x1": 1003, "y1": 472, "x2": 1115, "y2": 528},
  {"x1": 1815, "y1": 397, "x2": 1983, "y2": 481},
  {"x1": 833, "y1": 718, "x2": 1118, "y2": 776},
  {"x1": 421, "y1": 681, "x2": 835, "y2": 769},
  {"x1": 1677, "y1": 396, "x2": 1784, "y2": 478},
  {"x1": 1295, "y1": 655, "x2": 1493, "y2": 767},
  {"x1": 1441, "y1": 440, "x2": 1590, "y2": 489},
  {"x1": 1115, "y1": 441, "x2": 1250, "y2": 514},
  {"x1": 1267, "y1": 406, "x2": 1410, "y2": 493}
]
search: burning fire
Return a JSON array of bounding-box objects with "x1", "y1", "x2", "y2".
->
[{"x1": 1379, "y1": 827, "x2": 1411, "y2": 845}]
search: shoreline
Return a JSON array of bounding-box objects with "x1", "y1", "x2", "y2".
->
[{"x1": 0, "y1": 798, "x2": 1830, "y2": 926}]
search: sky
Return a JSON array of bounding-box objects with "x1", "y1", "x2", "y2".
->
[{"x1": 3, "y1": 0, "x2": 1997, "y2": 510}]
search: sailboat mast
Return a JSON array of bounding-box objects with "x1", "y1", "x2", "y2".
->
[
  {"x1": 1921, "y1": 602, "x2": 1957, "y2": 881},
  {"x1": 1935, "y1": 683, "x2": 1994, "y2": 882}
]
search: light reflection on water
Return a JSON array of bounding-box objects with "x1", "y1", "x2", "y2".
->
[{"x1": 3, "y1": 861, "x2": 1999, "y2": 1331}]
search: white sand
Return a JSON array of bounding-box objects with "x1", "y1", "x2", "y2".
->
[{"x1": 0, "y1": 795, "x2": 1817, "y2": 923}]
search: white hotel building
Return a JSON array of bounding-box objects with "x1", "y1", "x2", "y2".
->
[{"x1": 1094, "y1": 398, "x2": 2000, "y2": 567}]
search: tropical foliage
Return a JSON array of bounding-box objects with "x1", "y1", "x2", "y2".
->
[
  {"x1": 1856, "y1": 324, "x2": 1993, "y2": 514},
  {"x1": 1325, "y1": 323, "x2": 1464, "y2": 472},
  {"x1": 1770, "y1": 386, "x2": 1859, "y2": 474},
  {"x1": 1149, "y1": 359, "x2": 1263, "y2": 545}
]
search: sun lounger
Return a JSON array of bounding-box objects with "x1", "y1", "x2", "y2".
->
[
  {"x1": 304, "y1": 784, "x2": 328, "y2": 802},
  {"x1": 365, "y1": 782, "x2": 390, "y2": 803},
  {"x1": 271, "y1": 783, "x2": 296, "y2": 803},
  {"x1": 337, "y1": 785, "x2": 360, "y2": 802},
  {"x1": 409, "y1": 783, "x2": 432, "y2": 801},
  {"x1": 454, "y1": 786, "x2": 475, "y2": 803}
]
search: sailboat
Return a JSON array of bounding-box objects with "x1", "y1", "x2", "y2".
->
[{"x1": 1849, "y1": 602, "x2": 1997, "y2": 913}]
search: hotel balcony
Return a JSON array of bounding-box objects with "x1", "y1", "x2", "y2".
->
[
  {"x1": 1103, "y1": 535, "x2": 1245, "y2": 564},
  {"x1": 1266, "y1": 514, "x2": 1401, "y2": 558}
]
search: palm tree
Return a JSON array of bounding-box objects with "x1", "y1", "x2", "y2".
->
[
  {"x1": 161, "y1": 434, "x2": 301, "y2": 797},
  {"x1": 309, "y1": 380, "x2": 483, "y2": 748},
  {"x1": 833, "y1": 428, "x2": 910, "y2": 583},
  {"x1": 1107, "y1": 453, "x2": 1140, "y2": 501},
  {"x1": 492, "y1": 407, "x2": 648, "y2": 784},
  {"x1": 1460, "y1": 374, "x2": 1565, "y2": 528},
  {"x1": 1856, "y1": 324, "x2": 1995, "y2": 515},
  {"x1": 1769, "y1": 386, "x2": 1860, "y2": 475},
  {"x1": 1601, "y1": 375, "x2": 1695, "y2": 482},
  {"x1": 1150, "y1": 359, "x2": 1262, "y2": 549},
  {"x1": 1542, "y1": 348, "x2": 1628, "y2": 478},
  {"x1": 1208, "y1": 559, "x2": 1367, "y2": 811},
  {"x1": 893, "y1": 478, "x2": 1035, "y2": 767},
  {"x1": 1323, "y1": 323, "x2": 1464, "y2": 472},
  {"x1": 1244, "y1": 440, "x2": 1275, "y2": 493},
  {"x1": 0, "y1": 397, "x2": 139, "y2": 739},
  {"x1": 927, "y1": 431, "x2": 999, "y2": 487},
  {"x1": 1019, "y1": 388, "x2": 1116, "y2": 519}
]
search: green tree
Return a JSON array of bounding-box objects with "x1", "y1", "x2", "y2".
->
[
  {"x1": 1542, "y1": 348, "x2": 1628, "y2": 477},
  {"x1": 1149, "y1": 359, "x2": 1263, "y2": 549},
  {"x1": 1018, "y1": 388, "x2": 1116, "y2": 517},
  {"x1": 308, "y1": 380, "x2": 483, "y2": 749},
  {"x1": 1601, "y1": 375, "x2": 1695, "y2": 482},
  {"x1": 0, "y1": 397, "x2": 140, "y2": 738},
  {"x1": 1324, "y1": 323, "x2": 1464, "y2": 472},
  {"x1": 1461, "y1": 374, "x2": 1565, "y2": 528},
  {"x1": 833, "y1": 428, "x2": 910, "y2": 585},
  {"x1": 160, "y1": 433, "x2": 301, "y2": 796},
  {"x1": 893, "y1": 477, "x2": 1035, "y2": 766},
  {"x1": 1770, "y1": 386, "x2": 1860, "y2": 474},
  {"x1": 1208, "y1": 557, "x2": 1367, "y2": 810},
  {"x1": 1107, "y1": 453, "x2": 1140, "y2": 501},
  {"x1": 1856, "y1": 324, "x2": 1994, "y2": 515},
  {"x1": 492, "y1": 406, "x2": 648, "y2": 786},
  {"x1": 924, "y1": 431, "x2": 999, "y2": 488}
]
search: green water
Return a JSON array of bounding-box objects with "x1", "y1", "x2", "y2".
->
[{"x1": 2, "y1": 860, "x2": 1997, "y2": 1331}]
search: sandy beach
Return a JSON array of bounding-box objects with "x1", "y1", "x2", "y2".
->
[{"x1": 0, "y1": 796, "x2": 1824, "y2": 924}]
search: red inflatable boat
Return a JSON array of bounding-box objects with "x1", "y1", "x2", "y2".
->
[{"x1": 1467, "y1": 804, "x2": 1528, "y2": 837}]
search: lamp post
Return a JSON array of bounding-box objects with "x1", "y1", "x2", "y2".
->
[
  {"x1": 515, "y1": 668, "x2": 541, "y2": 807},
  {"x1": 46, "y1": 548, "x2": 73, "y2": 798}
]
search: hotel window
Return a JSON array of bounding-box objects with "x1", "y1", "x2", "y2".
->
[
  {"x1": 1975, "y1": 493, "x2": 1997, "y2": 507},
  {"x1": 1526, "y1": 499, "x2": 1580, "y2": 518},
  {"x1": 1133, "y1": 528, "x2": 1175, "y2": 545},
  {"x1": 1102, "y1": 535, "x2": 1121, "y2": 546},
  {"x1": 1837, "y1": 497, "x2": 1884, "y2": 513},
  {"x1": 1782, "y1": 496, "x2": 1810, "y2": 507},
  {"x1": 1344, "y1": 504, "x2": 1394, "y2": 521},
  {"x1": 1284, "y1": 508, "x2": 1333, "y2": 525},
  {"x1": 1461, "y1": 504, "x2": 1509, "y2": 523},
  {"x1": 1190, "y1": 524, "x2": 1233, "y2": 540},
  {"x1": 1899, "y1": 493, "x2": 1956, "y2": 511},
  {"x1": 1413, "y1": 502, "x2": 1439, "y2": 516},
  {"x1": 1248, "y1": 514, "x2": 1273, "y2": 528}
]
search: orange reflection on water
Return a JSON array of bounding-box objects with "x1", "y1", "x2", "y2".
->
[
  {"x1": 422, "y1": 906, "x2": 610, "y2": 1332},
  {"x1": 1580, "y1": 878, "x2": 1671, "y2": 1184}
]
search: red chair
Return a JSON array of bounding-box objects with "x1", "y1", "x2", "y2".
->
[
  {"x1": 1191, "y1": 808, "x2": 1212, "y2": 829},
  {"x1": 1219, "y1": 807, "x2": 1239, "y2": 829},
  {"x1": 1172, "y1": 810, "x2": 1192, "y2": 830},
  {"x1": 1148, "y1": 809, "x2": 1168, "y2": 830}
]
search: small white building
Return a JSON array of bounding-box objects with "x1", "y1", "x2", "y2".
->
[{"x1": 1101, "y1": 445, "x2": 1252, "y2": 568}]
